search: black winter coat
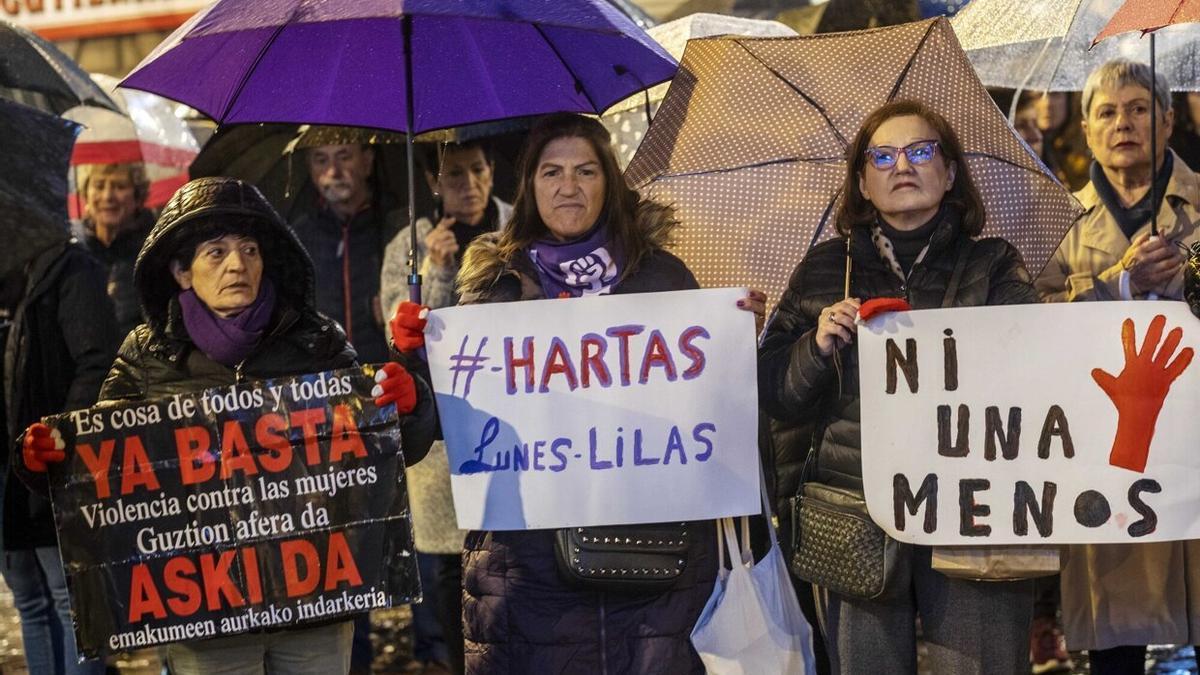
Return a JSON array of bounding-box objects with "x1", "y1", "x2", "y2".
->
[
  {"x1": 456, "y1": 232, "x2": 717, "y2": 675},
  {"x1": 79, "y1": 209, "x2": 154, "y2": 338},
  {"x1": 289, "y1": 202, "x2": 400, "y2": 364},
  {"x1": 758, "y1": 214, "x2": 1038, "y2": 491},
  {"x1": 3, "y1": 241, "x2": 119, "y2": 549}
]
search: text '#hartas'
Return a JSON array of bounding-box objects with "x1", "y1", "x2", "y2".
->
[{"x1": 448, "y1": 323, "x2": 710, "y2": 398}]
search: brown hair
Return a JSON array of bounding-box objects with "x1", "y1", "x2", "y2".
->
[
  {"x1": 836, "y1": 100, "x2": 985, "y2": 236},
  {"x1": 497, "y1": 113, "x2": 661, "y2": 277}
]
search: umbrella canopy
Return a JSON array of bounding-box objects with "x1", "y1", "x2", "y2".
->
[
  {"x1": 123, "y1": 0, "x2": 676, "y2": 302},
  {"x1": 121, "y1": 0, "x2": 677, "y2": 134},
  {"x1": 0, "y1": 97, "x2": 80, "y2": 277},
  {"x1": 1094, "y1": 0, "x2": 1200, "y2": 41},
  {"x1": 625, "y1": 18, "x2": 1082, "y2": 307},
  {"x1": 0, "y1": 20, "x2": 118, "y2": 115},
  {"x1": 63, "y1": 74, "x2": 201, "y2": 214},
  {"x1": 953, "y1": 0, "x2": 1200, "y2": 90}
]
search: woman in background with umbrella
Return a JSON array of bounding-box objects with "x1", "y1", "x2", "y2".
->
[
  {"x1": 77, "y1": 162, "x2": 156, "y2": 337},
  {"x1": 1036, "y1": 58, "x2": 1200, "y2": 675},
  {"x1": 758, "y1": 100, "x2": 1039, "y2": 675}
]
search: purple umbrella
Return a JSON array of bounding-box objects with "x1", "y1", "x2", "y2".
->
[{"x1": 122, "y1": 0, "x2": 676, "y2": 301}]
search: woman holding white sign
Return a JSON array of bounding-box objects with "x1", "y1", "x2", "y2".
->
[
  {"x1": 758, "y1": 100, "x2": 1040, "y2": 674},
  {"x1": 1036, "y1": 59, "x2": 1200, "y2": 675},
  {"x1": 389, "y1": 113, "x2": 765, "y2": 674}
]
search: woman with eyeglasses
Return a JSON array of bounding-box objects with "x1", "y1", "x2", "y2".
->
[{"x1": 758, "y1": 100, "x2": 1039, "y2": 675}]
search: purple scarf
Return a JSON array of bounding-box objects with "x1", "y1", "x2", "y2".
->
[
  {"x1": 528, "y1": 221, "x2": 624, "y2": 298},
  {"x1": 179, "y1": 277, "x2": 277, "y2": 367}
]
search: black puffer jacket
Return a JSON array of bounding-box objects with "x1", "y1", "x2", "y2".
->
[
  {"x1": 79, "y1": 209, "x2": 155, "y2": 338},
  {"x1": 3, "y1": 240, "x2": 120, "y2": 549},
  {"x1": 758, "y1": 212, "x2": 1038, "y2": 491},
  {"x1": 98, "y1": 177, "x2": 435, "y2": 466},
  {"x1": 456, "y1": 227, "x2": 717, "y2": 675}
]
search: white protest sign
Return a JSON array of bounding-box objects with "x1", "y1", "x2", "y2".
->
[
  {"x1": 424, "y1": 288, "x2": 760, "y2": 530},
  {"x1": 859, "y1": 301, "x2": 1200, "y2": 544}
]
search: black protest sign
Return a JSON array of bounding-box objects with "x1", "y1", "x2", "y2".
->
[{"x1": 43, "y1": 366, "x2": 418, "y2": 658}]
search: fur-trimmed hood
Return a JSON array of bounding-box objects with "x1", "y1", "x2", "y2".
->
[{"x1": 457, "y1": 200, "x2": 679, "y2": 303}]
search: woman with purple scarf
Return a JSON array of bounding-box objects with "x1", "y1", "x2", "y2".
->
[
  {"x1": 20, "y1": 177, "x2": 438, "y2": 674},
  {"x1": 390, "y1": 114, "x2": 765, "y2": 674}
]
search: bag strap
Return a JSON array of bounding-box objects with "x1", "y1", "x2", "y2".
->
[
  {"x1": 717, "y1": 517, "x2": 752, "y2": 569},
  {"x1": 941, "y1": 238, "x2": 976, "y2": 308}
]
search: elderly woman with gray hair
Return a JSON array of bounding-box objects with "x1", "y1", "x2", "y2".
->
[{"x1": 1036, "y1": 59, "x2": 1200, "y2": 673}]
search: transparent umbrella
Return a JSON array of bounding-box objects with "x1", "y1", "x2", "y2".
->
[{"x1": 953, "y1": 0, "x2": 1200, "y2": 91}]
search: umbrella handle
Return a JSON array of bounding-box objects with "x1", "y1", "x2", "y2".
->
[{"x1": 408, "y1": 273, "x2": 422, "y2": 303}]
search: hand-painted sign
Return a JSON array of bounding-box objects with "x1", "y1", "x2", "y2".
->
[
  {"x1": 858, "y1": 301, "x2": 1200, "y2": 544},
  {"x1": 424, "y1": 288, "x2": 760, "y2": 530},
  {"x1": 42, "y1": 367, "x2": 418, "y2": 658}
]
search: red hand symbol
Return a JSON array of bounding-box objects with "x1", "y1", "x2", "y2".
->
[{"x1": 1092, "y1": 314, "x2": 1194, "y2": 473}]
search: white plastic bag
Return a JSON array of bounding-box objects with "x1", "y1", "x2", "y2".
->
[{"x1": 690, "y1": 476, "x2": 815, "y2": 674}]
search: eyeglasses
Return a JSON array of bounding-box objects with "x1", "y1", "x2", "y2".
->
[{"x1": 864, "y1": 140, "x2": 941, "y2": 171}]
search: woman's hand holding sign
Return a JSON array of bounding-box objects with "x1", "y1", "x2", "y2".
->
[
  {"x1": 390, "y1": 301, "x2": 428, "y2": 353},
  {"x1": 736, "y1": 289, "x2": 767, "y2": 333},
  {"x1": 1093, "y1": 314, "x2": 1194, "y2": 473},
  {"x1": 22, "y1": 422, "x2": 65, "y2": 473},
  {"x1": 815, "y1": 298, "x2": 862, "y2": 356},
  {"x1": 372, "y1": 362, "x2": 418, "y2": 414}
]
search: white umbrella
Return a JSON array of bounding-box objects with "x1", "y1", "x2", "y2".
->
[
  {"x1": 63, "y1": 74, "x2": 201, "y2": 216},
  {"x1": 953, "y1": 0, "x2": 1200, "y2": 92},
  {"x1": 602, "y1": 13, "x2": 797, "y2": 167}
]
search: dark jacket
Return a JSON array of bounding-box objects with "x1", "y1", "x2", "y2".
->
[
  {"x1": 456, "y1": 219, "x2": 717, "y2": 675},
  {"x1": 3, "y1": 240, "x2": 119, "y2": 549},
  {"x1": 78, "y1": 209, "x2": 154, "y2": 338},
  {"x1": 100, "y1": 177, "x2": 435, "y2": 465},
  {"x1": 758, "y1": 212, "x2": 1038, "y2": 492},
  {"x1": 289, "y1": 200, "x2": 400, "y2": 364}
]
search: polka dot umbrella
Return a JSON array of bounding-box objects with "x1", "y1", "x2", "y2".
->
[{"x1": 625, "y1": 17, "x2": 1083, "y2": 308}]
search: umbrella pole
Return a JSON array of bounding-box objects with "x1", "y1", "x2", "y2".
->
[
  {"x1": 1150, "y1": 31, "x2": 1159, "y2": 237},
  {"x1": 403, "y1": 14, "x2": 421, "y2": 304}
]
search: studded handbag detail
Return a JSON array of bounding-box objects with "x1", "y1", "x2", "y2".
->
[{"x1": 554, "y1": 522, "x2": 691, "y2": 594}]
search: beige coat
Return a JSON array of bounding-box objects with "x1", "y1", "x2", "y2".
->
[
  {"x1": 1038, "y1": 151, "x2": 1200, "y2": 650},
  {"x1": 1036, "y1": 150, "x2": 1200, "y2": 302}
]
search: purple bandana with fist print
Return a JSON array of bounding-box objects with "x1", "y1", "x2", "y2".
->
[{"x1": 529, "y1": 220, "x2": 624, "y2": 298}]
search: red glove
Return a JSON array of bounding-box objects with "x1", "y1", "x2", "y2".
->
[
  {"x1": 856, "y1": 297, "x2": 912, "y2": 324},
  {"x1": 389, "y1": 301, "x2": 428, "y2": 353},
  {"x1": 23, "y1": 422, "x2": 65, "y2": 473},
  {"x1": 372, "y1": 362, "x2": 418, "y2": 414}
]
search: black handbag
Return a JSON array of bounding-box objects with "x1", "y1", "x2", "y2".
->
[
  {"x1": 789, "y1": 236, "x2": 974, "y2": 601},
  {"x1": 554, "y1": 522, "x2": 690, "y2": 594},
  {"x1": 790, "y1": 482, "x2": 908, "y2": 600}
]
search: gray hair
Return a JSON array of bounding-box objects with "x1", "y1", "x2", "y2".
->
[
  {"x1": 78, "y1": 162, "x2": 150, "y2": 207},
  {"x1": 1082, "y1": 59, "x2": 1172, "y2": 118}
]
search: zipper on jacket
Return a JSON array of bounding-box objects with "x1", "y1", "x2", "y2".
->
[
  {"x1": 234, "y1": 361, "x2": 246, "y2": 384},
  {"x1": 598, "y1": 592, "x2": 608, "y2": 675}
]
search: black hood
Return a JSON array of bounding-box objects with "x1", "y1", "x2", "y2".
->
[{"x1": 134, "y1": 177, "x2": 315, "y2": 332}]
